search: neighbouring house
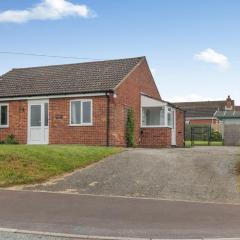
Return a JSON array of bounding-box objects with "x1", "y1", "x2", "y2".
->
[
  {"x1": 0, "y1": 57, "x2": 184, "y2": 148},
  {"x1": 174, "y1": 95, "x2": 238, "y2": 132},
  {"x1": 174, "y1": 95, "x2": 240, "y2": 145}
]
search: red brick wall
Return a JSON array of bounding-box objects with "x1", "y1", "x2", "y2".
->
[
  {"x1": 49, "y1": 96, "x2": 108, "y2": 145},
  {"x1": 139, "y1": 127, "x2": 171, "y2": 148},
  {"x1": 109, "y1": 58, "x2": 161, "y2": 146},
  {"x1": 0, "y1": 100, "x2": 27, "y2": 144},
  {"x1": 176, "y1": 110, "x2": 184, "y2": 147},
  {"x1": 188, "y1": 119, "x2": 216, "y2": 125}
]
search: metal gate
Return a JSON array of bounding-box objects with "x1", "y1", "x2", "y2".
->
[{"x1": 191, "y1": 126, "x2": 211, "y2": 146}]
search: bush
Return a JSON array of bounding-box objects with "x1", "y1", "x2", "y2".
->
[
  {"x1": 210, "y1": 129, "x2": 222, "y2": 142},
  {"x1": 5, "y1": 134, "x2": 18, "y2": 144},
  {"x1": 235, "y1": 161, "x2": 240, "y2": 174},
  {"x1": 126, "y1": 108, "x2": 135, "y2": 147}
]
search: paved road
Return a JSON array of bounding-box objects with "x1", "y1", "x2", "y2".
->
[
  {"x1": 0, "y1": 232, "x2": 67, "y2": 240},
  {"x1": 1, "y1": 190, "x2": 240, "y2": 239},
  {"x1": 21, "y1": 147, "x2": 240, "y2": 204}
]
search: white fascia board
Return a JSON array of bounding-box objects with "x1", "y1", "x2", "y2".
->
[
  {"x1": 141, "y1": 95, "x2": 167, "y2": 107},
  {"x1": 0, "y1": 92, "x2": 106, "y2": 102}
]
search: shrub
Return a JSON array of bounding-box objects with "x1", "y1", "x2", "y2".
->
[
  {"x1": 5, "y1": 134, "x2": 18, "y2": 144},
  {"x1": 235, "y1": 161, "x2": 240, "y2": 175},
  {"x1": 210, "y1": 129, "x2": 222, "y2": 142},
  {"x1": 126, "y1": 108, "x2": 135, "y2": 147}
]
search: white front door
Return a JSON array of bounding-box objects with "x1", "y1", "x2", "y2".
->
[
  {"x1": 28, "y1": 100, "x2": 49, "y2": 144},
  {"x1": 171, "y1": 109, "x2": 176, "y2": 146}
]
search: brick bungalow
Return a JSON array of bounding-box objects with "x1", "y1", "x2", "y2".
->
[{"x1": 0, "y1": 57, "x2": 184, "y2": 147}]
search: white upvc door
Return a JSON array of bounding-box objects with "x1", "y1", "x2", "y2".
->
[
  {"x1": 28, "y1": 100, "x2": 49, "y2": 144},
  {"x1": 171, "y1": 109, "x2": 177, "y2": 146}
]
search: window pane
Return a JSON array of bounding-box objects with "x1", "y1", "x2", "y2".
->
[
  {"x1": 168, "y1": 109, "x2": 174, "y2": 127},
  {"x1": 160, "y1": 108, "x2": 165, "y2": 125},
  {"x1": 168, "y1": 112, "x2": 172, "y2": 126},
  {"x1": 44, "y1": 103, "x2": 48, "y2": 126},
  {"x1": 82, "y1": 101, "x2": 91, "y2": 123},
  {"x1": 31, "y1": 105, "x2": 41, "y2": 127},
  {"x1": 142, "y1": 107, "x2": 164, "y2": 126},
  {"x1": 1, "y1": 106, "x2": 8, "y2": 126},
  {"x1": 71, "y1": 101, "x2": 81, "y2": 124}
]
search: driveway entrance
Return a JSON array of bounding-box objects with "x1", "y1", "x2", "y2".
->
[{"x1": 21, "y1": 147, "x2": 240, "y2": 204}]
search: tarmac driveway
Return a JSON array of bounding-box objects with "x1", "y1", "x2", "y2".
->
[{"x1": 21, "y1": 147, "x2": 240, "y2": 203}]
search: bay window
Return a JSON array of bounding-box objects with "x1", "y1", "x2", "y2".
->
[
  {"x1": 0, "y1": 103, "x2": 9, "y2": 128},
  {"x1": 70, "y1": 99, "x2": 92, "y2": 126},
  {"x1": 142, "y1": 106, "x2": 175, "y2": 128},
  {"x1": 142, "y1": 107, "x2": 165, "y2": 126}
]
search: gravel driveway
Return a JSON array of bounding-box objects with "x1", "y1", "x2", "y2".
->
[{"x1": 21, "y1": 147, "x2": 240, "y2": 203}]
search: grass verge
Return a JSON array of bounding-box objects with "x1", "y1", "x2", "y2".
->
[
  {"x1": 0, "y1": 145, "x2": 122, "y2": 187},
  {"x1": 185, "y1": 141, "x2": 223, "y2": 147}
]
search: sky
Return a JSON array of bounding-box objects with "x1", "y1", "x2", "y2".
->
[{"x1": 0, "y1": 0, "x2": 240, "y2": 103}]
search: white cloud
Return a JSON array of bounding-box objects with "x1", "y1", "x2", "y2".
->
[
  {"x1": 0, "y1": 0, "x2": 94, "y2": 23},
  {"x1": 194, "y1": 48, "x2": 230, "y2": 69},
  {"x1": 169, "y1": 94, "x2": 214, "y2": 103}
]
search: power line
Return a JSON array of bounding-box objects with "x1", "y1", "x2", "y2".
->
[{"x1": 0, "y1": 51, "x2": 104, "y2": 61}]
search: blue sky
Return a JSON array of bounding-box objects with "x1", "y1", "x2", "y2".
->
[{"x1": 0, "y1": 0, "x2": 240, "y2": 103}]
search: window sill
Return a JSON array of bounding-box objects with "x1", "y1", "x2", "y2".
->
[
  {"x1": 141, "y1": 125, "x2": 172, "y2": 128},
  {"x1": 0, "y1": 125, "x2": 9, "y2": 129},
  {"x1": 69, "y1": 124, "x2": 93, "y2": 127}
]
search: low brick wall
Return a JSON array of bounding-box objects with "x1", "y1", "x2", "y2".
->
[{"x1": 139, "y1": 127, "x2": 171, "y2": 148}]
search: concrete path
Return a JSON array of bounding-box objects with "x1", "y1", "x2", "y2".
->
[
  {"x1": 1, "y1": 190, "x2": 240, "y2": 239},
  {"x1": 21, "y1": 147, "x2": 240, "y2": 204}
]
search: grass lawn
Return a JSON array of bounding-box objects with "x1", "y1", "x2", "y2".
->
[
  {"x1": 0, "y1": 145, "x2": 122, "y2": 187},
  {"x1": 185, "y1": 141, "x2": 223, "y2": 147}
]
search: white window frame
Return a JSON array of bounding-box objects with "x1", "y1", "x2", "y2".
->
[
  {"x1": 167, "y1": 107, "x2": 173, "y2": 128},
  {"x1": 0, "y1": 103, "x2": 9, "y2": 128},
  {"x1": 141, "y1": 106, "x2": 174, "y2": 128},
  {"x1": 69, "y1": 99, "x2": 93, "y2": 126}
]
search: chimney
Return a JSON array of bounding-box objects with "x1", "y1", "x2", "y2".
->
[{"x1": 225, "y1": 95, "x2": 234, "y2": 110}]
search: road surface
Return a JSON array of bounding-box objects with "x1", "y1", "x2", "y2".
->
[{"x1": 0, "y1": 190, "x2": 240, "y2": 239}]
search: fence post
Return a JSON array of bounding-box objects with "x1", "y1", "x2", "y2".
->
[
  {"x1": 191, "y1": 126, "x2": 194, "y2": 146},
  {"x1": 208, "y1": 126, "x2": 211, "y2": 146}
]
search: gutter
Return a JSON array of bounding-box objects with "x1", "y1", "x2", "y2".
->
[
  {"x1": 105, "y1": 90, "x2": 114, "y2": 146},
  {"x1": 0, "y1": 91, "x2": 107, "y2": 102}
]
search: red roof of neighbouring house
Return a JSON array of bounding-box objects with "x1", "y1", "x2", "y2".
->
[{"x1": 174, "y1": 99, "x2": 236, "y2": 118}]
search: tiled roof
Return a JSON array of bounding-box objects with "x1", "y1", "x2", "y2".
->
[
  {"x1": 0, "y1": 56, "x2": 145, "y2": 98},
  {"x1": 174, "y1": 101, "x2": 228, "y2": 118},
  {"x1": 215, "y1": 111, "x2": 240, "y2": 119}
]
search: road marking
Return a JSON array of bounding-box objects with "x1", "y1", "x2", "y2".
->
[{"x1": 0, "y1": 227, "x2": 240, "y2": 240}]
